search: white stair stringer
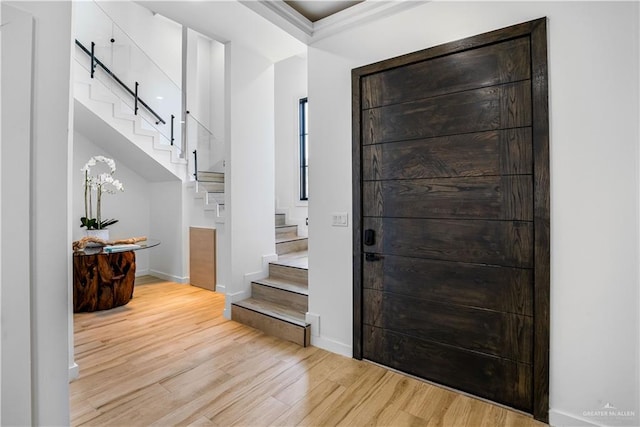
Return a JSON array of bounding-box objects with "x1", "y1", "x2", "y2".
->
[{"x1": 73, "y1": 61, "x2": 187, "y2": 181}]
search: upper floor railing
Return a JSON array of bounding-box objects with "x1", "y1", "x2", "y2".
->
[
  {"x1": 74, "y1": 1, "x2": 183, "y2": 155},
  {"x1": 187, "y1": 111, "x2": 225, "y2": 180}
]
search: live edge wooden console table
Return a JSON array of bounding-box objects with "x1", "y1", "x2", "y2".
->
[{"x1": 73, "y1": 239, "x2": 160, "y2": 312}]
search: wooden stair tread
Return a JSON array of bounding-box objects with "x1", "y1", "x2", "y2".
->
[
  {"x1": 232, "y1": 298, "x2": 308, "y2": 327},
  {"x1": 253, "y1": 278, "x2": 308, "y2": 295},
  {"x1": 271, "y1": 255, "x2": 308, "y2": 270}
]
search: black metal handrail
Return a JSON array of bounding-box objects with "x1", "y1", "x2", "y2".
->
[
  {"x1": 193, "y1": 150, "x2": 198, "y2": 180},
  {"x1": 75, "y1": 39, "x2": 166, "y2": 125}
]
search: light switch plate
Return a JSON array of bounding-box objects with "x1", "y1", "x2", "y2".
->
[{"x1": 331, "y1": 212, "x2": 349, "y2": 227}]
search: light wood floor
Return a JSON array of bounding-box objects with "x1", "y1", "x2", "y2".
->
[{"x1": 71, "y1": 278, "x2": 547, "y2": 427}]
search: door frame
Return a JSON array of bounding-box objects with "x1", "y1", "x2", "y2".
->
[{"x1": 351, "y1": 18, "x2": 550, "y2": 422}]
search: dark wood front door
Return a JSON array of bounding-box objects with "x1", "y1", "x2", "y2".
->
[{"x1": 352, "y1": 19, "x2": 550, "y2": 421}]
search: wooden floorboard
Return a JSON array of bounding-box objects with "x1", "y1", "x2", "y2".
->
[{"x1": 71, "y1": 279, "x2": 546, "y2": 426}]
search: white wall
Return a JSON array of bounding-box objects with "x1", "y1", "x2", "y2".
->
[
  {"x1": 307, "y1": 2, "x2": 639, "y2": 426},
  {"x1": 186, "y1": 30, "x2": 226, "y2": 173},
  {"x1": 72, "y1": 131, "x2": 151, "y2": 274},
  {"x1": 0, "y1": 1, "x2": 73, "y2": 425},
  {"x1": 0, "y1": 2, "x2": 3, "y2": 423},
  {"x1": 149, "y1": 181, "x2": 186, "y2": 282},
  {"x1": 1, "y1": 4, "x2": 33, "y2": 424},
  {"x1": 225, "y1": 42, "x2": 276, "y2": 316},
  {"x1": 274, "y1": 55, "x2": 308, "y2": 235}
]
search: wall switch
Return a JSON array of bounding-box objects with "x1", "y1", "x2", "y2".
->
[{"x1": 331, "y1": 212, "x2": 349, "y2": 227}]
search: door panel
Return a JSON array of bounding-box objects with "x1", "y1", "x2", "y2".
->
[
  {"x1": 363, "y1": 175, "x2": 533, "y2": 220},
  {"x1": 362, "y1": 128, "x2": 533, "y2": 181},
  {"x1": 363, "y1": 289, "x2": 533, "y2": 361},
  {"x1": 364, "y1": 217, "x2": 533, "y2": 267},
  {"x1": 362, "y1": 255, "x2": 533, "y2": 315},
  {"x1": 355, "y1": 21, "x2": 549, "y2": 418},
  {"x1": 361, "y1": 36, "x2": 531, "y2": 109},
  {"x1": 363, "y1": 325, "x2": 533, "y2": 412},
  {"x1": 362, "y1": 81, "x2": 532, "y2": 145}
]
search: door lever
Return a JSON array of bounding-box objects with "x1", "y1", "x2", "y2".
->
[{"x1": 365, "y1": 253, "x2": 383, "y2": 262}]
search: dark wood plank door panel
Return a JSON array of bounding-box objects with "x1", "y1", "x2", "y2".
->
[
  {"x1": 361, "y1": 36, "x2": 531, "y2": 109},
  {"x1": 363, "y1": 254, "x2": 533, "y2": 316},
  {"x1": 363, "y1": 289, "x2": 533, "y2": 362},
  {"x1": 363, "y1": 325, "x2": 533, "y2": 412},
  {"x1": 362, "y1": 128, "x2": 533, "y2": 180},
  {"x1": 364, "y1": 217, "x2": 533, "y2": 268},
  {"x1": 363, "y1": 175, "x2": 533, "y2": 220},
  {"x1": 354, "y1": 19, "x2": 549, "y2": 420},
  {"x1": 362, "y1": 81, "x2": 532, "y2": 145}
]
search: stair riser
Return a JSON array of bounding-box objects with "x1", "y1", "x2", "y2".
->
[
  {"x1": 232, "y1": 305, "x2": 310, "y2": 347},
  {"x1": 196, "y1": 181, "x2": 224, "y2": 193},
  {"x1": 269, "y1": 264, "x2": 308, "y2": 285},
  {"x1": 276, "y1": 225, "x2": 298, "y2": 239},
  {"x1": 276, "y1": 239, "x2": 308, "y2": 255},
  {"x1": 197, "y1": 172, "x2": 224, "y2": 182},
  {"x1": 275, "y1": 214, "x2": 286, "y2": 226},
  {"x1": 252, "y1": 283, "x2": 307, "y2": 314}
]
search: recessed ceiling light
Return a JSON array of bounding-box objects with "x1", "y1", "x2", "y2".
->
[{"x1": 156, "y1": 96, "x2": 164, "y2": 100}]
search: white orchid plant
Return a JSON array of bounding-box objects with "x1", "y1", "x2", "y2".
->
[{"x1": 81, "y1": 156, "x2": 124, "y2": 230}]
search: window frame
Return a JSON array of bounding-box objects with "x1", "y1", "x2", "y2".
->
[{"x1": 299, "y1": 97, "x2": 309, "y2": 201}]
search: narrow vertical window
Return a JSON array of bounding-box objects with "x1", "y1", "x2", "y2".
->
[{"x1": 299, "y1": 97, "x2": 309, "y2": 201}]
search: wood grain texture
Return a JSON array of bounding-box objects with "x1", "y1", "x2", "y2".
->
[
  {"x1": 362, "y1": 81, "x2": 532, "y2": 145},
  {"x1": 363, "y1": 217, "x2": 533, "y2": 268},
  {"x1": 530, "y1": 17, "x2": 551, "y2": 423},
  {"x1": 189, "y1": 227, "x2": 216, "y2": 291},
  {"x1": 353, "y1": 18, "x2": 549, "y2": 421},
  {"x1": 363, "y1": 254, "x2": 533, "y2": 315},
  {"x1": 251, "y1": 281, "x2": 308, "y2": 314},
  {"x1": 363, "y1": 128, "x2": 533, "y2": 181},
  {"x1": 71, "y1": 281, "x2": 545, "y2": 426},
  {"x1": 363, "y1": 325, "x2": 533, "y2": 413},
  {"x1": 363, "y1": 289, "x2": 532, "y2": 362},
  {"x1": 361, "y1": 36, "x2": 531, "y2": 109},
  {"x1": 73, "y1": 251, "x2": 136, "y2": 312},
  {"x1": 231, "y1": 304, "x2": 309, "y2": 347},
  {"x1": 363, "y1": 175, "x2": 533, "y2": 220}
]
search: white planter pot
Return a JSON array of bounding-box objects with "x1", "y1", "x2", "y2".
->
[{"x1": 86, "y1": 229, "x2": 109, "y2": 246}]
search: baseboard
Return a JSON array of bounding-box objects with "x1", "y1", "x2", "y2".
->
[
  {"x1": 149, "y1": 269, "x2": 188, "y2": 284},
  {"x1": 224, "y1": 289, "x2": 250, "y2": 320},
  {"x1": 244, "y1": 271, "x2": 265, "y2": 288},
  {"x1": 549, "y1": 409, "x2": 602, "y2": 427},
  {"x1": 311, "y1": 335, "x2": 352, "y2": 358},
  {"x1": 262, "y1": 253, "x2": 278, "y2": 269},
  {"x1": 215, "y1": 283, "x2": 226, "y2": 294},
  {"x1": 227, "y1": 289, "x2": 250, "y2": 303},
  {"x1": 135, "y1": 268, "x2": 150, "y2": 277},
  {"x1": 68, "y1": 362, "x2": 79, "y2": 382}
]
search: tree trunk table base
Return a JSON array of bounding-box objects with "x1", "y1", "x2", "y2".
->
[{"x1": 73, "y1": 251, "x2": 136, "y2": 312}]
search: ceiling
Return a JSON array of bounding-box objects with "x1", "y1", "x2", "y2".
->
[
  {"x1": 284, "y1": 1, "x2": 364, "y2": 22},
  {"x1": 140, "y1": 1, "x2": 420, "y2": 59}
]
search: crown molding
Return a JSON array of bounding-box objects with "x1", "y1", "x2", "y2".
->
[
  {"x1": 312, "y1": 1, "x2": 423, "y2": 42},
  {"x1": 240, "y1": 0, "x2": 313, "y2": 43},
  {"x1": 240, "y1": 0, "x2": 426, "y2": 45}
]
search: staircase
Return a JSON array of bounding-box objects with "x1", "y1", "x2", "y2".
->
[
  {"x1": 232, "y1": 214, "x2": 310, "y2": 346},
  {"x1": 73, "y1": 59, "x2": 188, "y2": 181},
  {"x1": 191, "y1": 170, "x2": 225, "y2": 217}
]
